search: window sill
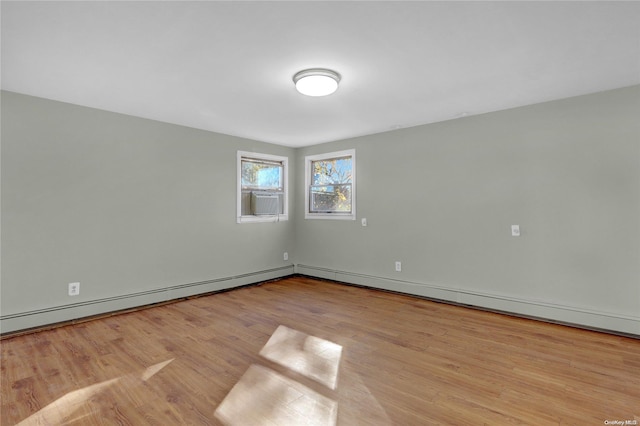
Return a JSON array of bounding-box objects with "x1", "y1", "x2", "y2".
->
[
  {"x1": 305, "y1": 213, "x2": 355, "y2": 221},
  {"x1": 238, "y1": 215, "x2": 288, "y2": 224}
]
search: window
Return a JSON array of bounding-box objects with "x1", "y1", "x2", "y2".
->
[
  {"x1": 305, "y1": 149, "x2": 356, "y2": 220},
  {"x1": 237, "y1": 151, "x2": 288, "y2": 223}
]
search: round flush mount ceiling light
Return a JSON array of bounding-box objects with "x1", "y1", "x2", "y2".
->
[{"x1": 293, "y1": 68, "x2": 341, "y2": 97}]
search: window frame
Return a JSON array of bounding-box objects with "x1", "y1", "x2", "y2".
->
[
  {"x1": 237, "y1": 151, "x2": 288, "y2": 224},
  {"x1": 304, "y1": 149, "x2": 356, "y2": 220}
]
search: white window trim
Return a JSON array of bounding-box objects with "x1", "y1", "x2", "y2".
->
[
  {"x1": 237, "y1": 151, "x2": 288, "y2": 224},
  {"x1": 305, "y1": 149, "x2": 356, "y2": 220}
]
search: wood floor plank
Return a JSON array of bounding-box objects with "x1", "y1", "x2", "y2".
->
[{"x1": 2, "y1": 276, "x2": 639, "y2": 425}]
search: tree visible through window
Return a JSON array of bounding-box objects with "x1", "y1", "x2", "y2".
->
[
  {"x1": 237, "y1": 152, "x2": 288, "y2": 223},
  {"x1": 242, "y1": 159, "x2": 283, "y2": 191},
  {"x1": 311, "y1": 156, "x2": 352, "y2": 213},
  {"x1": 305, "y1": 150, "x2": 356, "y2": 219}
]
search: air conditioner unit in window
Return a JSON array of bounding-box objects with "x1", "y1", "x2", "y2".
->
[{"x1": 251, "y1": 192, "x2": 280, "y2": 215}]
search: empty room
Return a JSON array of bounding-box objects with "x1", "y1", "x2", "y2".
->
[{"x1": 1, "y1": 1, "x2": 639, "y2": 425}]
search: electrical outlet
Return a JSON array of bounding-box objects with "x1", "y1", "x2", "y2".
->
[
  {"x1": 68, "y1": 282, "x2": 80, "y2": 296},
  {"x1": 395, "y1": 261, "x2": 402, "y2": 272},
  {"x1": 283, "y1": 252, "x2": 289, "y2": 261}
]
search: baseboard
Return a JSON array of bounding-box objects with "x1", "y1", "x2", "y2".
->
[
  {"x1": 0, "y1": 266, "x2": 294, "y2": 335},
  {"x1": 295, "y1": 264, "x2": 640, "y2": 337}
]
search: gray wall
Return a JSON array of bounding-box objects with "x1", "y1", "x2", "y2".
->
[
  {"x1": 294, "y1": 86, "x2": 640, "y2": 335},
  {"x1": 1, "y1": 91, "x2": 295, "y2": 332},
  {"x1": 2, "y1": 86, "x2": 639, "y2": 335}
]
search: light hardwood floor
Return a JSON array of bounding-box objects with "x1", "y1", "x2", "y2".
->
[{"x1": 1, "y1": 276, "x2": 638, "y2": 425}]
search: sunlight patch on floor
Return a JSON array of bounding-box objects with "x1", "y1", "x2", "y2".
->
[
  {"x1": 259, "y1": 325, "x2": 343, "y2": 390},
  {"x1": 16, "y1": 358, "x2": 174, "y2": 425},
  {"x1": 215, "y1": 325, "x2": 343, "y2": 425},
  {"x1": 214, "y1": 364, "x2": 337, "y2": 426}
]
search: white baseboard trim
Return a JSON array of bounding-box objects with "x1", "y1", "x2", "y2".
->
[
  {"x1": 1, "y1": 266, "x2": 294, "y2": 334},
  {"x1": 295, "y1": 264, "x2": 640, "y2": 337}
]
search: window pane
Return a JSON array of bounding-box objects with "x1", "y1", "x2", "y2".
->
[
  {"x1": 312, "y1": 157, "x2": 352, "y2": 185},
  {"x1": 242, "y1": 160, "x2": 283, "y2": 190},
  {"x1": 305, "y1": 149, "x2": 355, "y2": 219},
  {"x1": 310, "y1": 184, "x2": 352, "y2": 213}
]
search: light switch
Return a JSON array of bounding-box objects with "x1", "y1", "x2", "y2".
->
[
  {"x1": 511, "y1": 225, "x2": 520, "y2": 237},
  {"x1": 361, "y1": 218, "x2": 367, "y2": 227}
]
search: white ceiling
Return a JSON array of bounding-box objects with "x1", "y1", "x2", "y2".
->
[{"x1": 2, "y1": 1, "x2": 639, "y2": 147}]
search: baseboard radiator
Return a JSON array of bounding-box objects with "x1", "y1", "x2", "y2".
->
[
  {"x1": 295, "y1": 264, "x2": 640, "y2": 338},
  {"x1": 1, "y1": 266, "x2": 294, "y2": 336}
]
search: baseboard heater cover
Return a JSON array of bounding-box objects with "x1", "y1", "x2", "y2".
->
[
  {"x1": 295, "y1": 264, "x2": 640, "y2": 338},
  {"x1": 1, "y1": 266, "x2": 294, "y2": 335}
]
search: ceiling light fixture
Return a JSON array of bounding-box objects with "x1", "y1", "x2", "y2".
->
[{"x1": 293, "y1": 68, "x2": 341, "y2": 97}]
